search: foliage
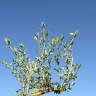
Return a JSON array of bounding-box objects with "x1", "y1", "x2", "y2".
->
[{"x1": 1, "y1": 22, "x2": 80, "y2": 96}]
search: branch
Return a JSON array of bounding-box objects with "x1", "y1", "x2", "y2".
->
[{"x1": 31, "y1": 87, "x2": 52, "y2": 96}]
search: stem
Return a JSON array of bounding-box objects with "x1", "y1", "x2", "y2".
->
[{"x1": 31, "y1": 87, "x2": 52, "y2": 96}]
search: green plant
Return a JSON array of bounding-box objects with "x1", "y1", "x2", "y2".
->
[{"x1": 1, "y1": 22, "x2": 80, "y2": 96}]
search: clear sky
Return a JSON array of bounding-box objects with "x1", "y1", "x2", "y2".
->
[{"x1": 0, "y1": 0, "x2": 96, "y2": 96}]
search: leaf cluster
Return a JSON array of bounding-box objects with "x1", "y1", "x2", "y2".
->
[{"x1": 1, "y1": 22, "x2": 80, "y2": 96}]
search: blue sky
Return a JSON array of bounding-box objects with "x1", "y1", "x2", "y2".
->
[{"x1": 0, "y1": 0, "x2": 96, "y2": 96}]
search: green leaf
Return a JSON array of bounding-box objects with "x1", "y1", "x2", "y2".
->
[
  {"x1": 56, "y1": 37, "x2": 59, "y2": 43},
  {"x1": 72, "y1": 74, "x2": 77, "y2": 80},
  {"x1": 34, "y1": 34, "x2": 38, "y2": 40},
  {"x1": 49, "y1": 48, "x2": 54, "y2": 54},
  {"x1": 4, "y1": 38, "x2": 11, "y2": 46},
  {"x1": 60, "y1": 34, "x2": 64, "y2": 41},
  {"x1": 73, "y1": 64, "x2": 81, "y2": 71},
  {"x1": 45, "y1": 31, "x2": 48, "y2": 37},
  {"x1": 70, "y1": 40, "x2": 74, "y2": 46},
  {"x1": 19, "y1": 43, "x2": 25, "y2": 49},
  {"x1": 51, "y1": 38, "x2": 56, "y2": 47},
  {"x1": 69, "y1": 32, "x2": 74, "y2": 36},
  {"x1": 48, "y1": 58, "x2": 51, "y2": 64},
  {"x1": 41, "y1": 21, "x2": 45, "y2": 28},
  {"x1": 13, "y1": 48, "x2": 19, "y2": 56},
  {"x1": 69, "y1": 31, "x2": 78, "y2": 38}
]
